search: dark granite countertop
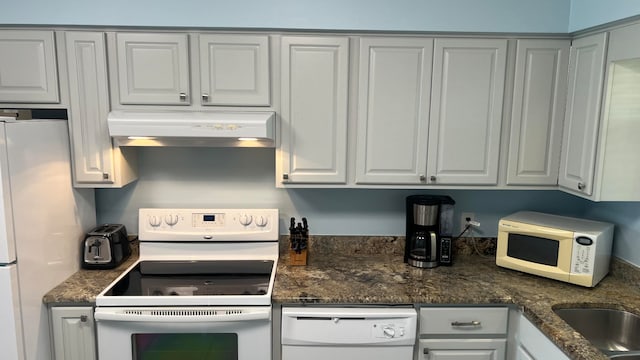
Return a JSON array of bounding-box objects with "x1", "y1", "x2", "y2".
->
[{"x1": 44, "y1": 236, "x2": 640, "y2": 360}]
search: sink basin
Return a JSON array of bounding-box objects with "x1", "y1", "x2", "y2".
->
[
  {"x1": 554, "y1": 308, "x2": 640, "y2": 353},
  {"x1": 610, "y1": 355, "x2": 640, "y2": 360}
]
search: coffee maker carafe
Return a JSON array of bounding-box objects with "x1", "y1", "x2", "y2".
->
[{"x1": 404, "y1": 195, "x2": 455, "y2": 268}]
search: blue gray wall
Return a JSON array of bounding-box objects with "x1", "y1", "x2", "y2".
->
[
  {"x1": 3, "y1": 0, "x2": 570, "y2": 33},
  {"x1": 569, "y1": 0, "x2": 640, "y2": 31}
]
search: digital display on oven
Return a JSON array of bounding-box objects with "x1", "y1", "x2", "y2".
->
[
  {"x1": 132, "y1": 333, "x2": 238, "y2": 360},
  {"x1": 192, "y1": 213, "x2": 224, "y2": 227}
]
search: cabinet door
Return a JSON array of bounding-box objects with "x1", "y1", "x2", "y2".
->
[
  {"x1": 116, "y1": 33, "x2": 190, "y2": 105},
  {"x1": 50, "y1": 307, "x2": 96, "y2": 360},
  {"x1": 558, "y1": 33, "x2": 607, "y2": 195},
  {"x1": 507, "y1": 39, "x2": 569, "y2": 185},
  {"x1": 420, "y1": 338, "x2": 506, "y2": 360},
  {"x1": 355, "y1": 37, "x2": 433, "y2": 184},
  {"x1": 516, "y1": 315, "x2": 570, "y2": 360},
  {"x1": 66, "y1": 32, "x2": 115, "y2": 184},
  {"x1": 66, "y1": 32, "x2": 137, "y2": 187},
  {"x1": 199, "y1": 34, "x2": 270, "y2": 106},
  {"x1": 280, "y1": 36, "x2": 349, "y2": 184},
  {"x1": 428, "y1": 38, "x2": 507, "y2": 185},
  {"x1": 0, "y1": 30, "x2": 59, "y2": 103}
]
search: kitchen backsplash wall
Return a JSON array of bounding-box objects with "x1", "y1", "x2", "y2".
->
[{"x1": 95, "y1": 148, "x2": 636, "y2": 268}]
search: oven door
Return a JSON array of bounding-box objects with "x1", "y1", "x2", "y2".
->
[{"x1": 95, "y1": 306, "x2": 271, "y2": 360}]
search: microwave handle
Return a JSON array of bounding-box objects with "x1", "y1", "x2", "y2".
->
[{"x1": 94, "y1": 308, "x2": 270, "y2": 322}]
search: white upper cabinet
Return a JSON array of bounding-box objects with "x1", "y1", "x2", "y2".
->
[
  {"x1": 355, "y1": 37, "x2": 433, "y2": 184},
  {"x1": 428, "y1": 38, "x2": 507, "y2": 185},
  {"x1": 115, "y1": 33, "x2": 191, "y2": 105},
  {"x1": 0, "y1": 30, "x2": 59, "y2": 103},
  {"x1": 199, "y1": 34, "x2": 270, "y2": 106},
  {"x1": 113, "y1": 32, "x2": 270, "y2": 108},
  {"x1": 507, "y1": 39, "x2": 570, "y2": 186},
  {"x1": 589, "y1": 23, "x2": 640, "y2": 201},
  {"x1": 65, "y1": 31, "x2": 137, "y2": 187},
  {"x1": 558, "y1": 33, "x2": 607, "y2": 196},
  {"x1": 279, "y1": 36, "x2": 349, "y2": 184}
]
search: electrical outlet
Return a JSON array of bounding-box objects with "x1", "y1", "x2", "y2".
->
[{"x1": 461, "y1": 212, "x2": 475, "y2": 232}]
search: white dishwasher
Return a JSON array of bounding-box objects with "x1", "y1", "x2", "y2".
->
[{"x1": 281, "y1": 307, "x2": 417, "y2": 360}]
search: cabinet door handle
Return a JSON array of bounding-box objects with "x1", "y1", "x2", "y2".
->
[
  {"x1": 430, "y1": 175, "x2": 437, "y2": 182},
  {"x1": 451, "y1": 320, "x2": 481, "y2": 327},
  {"x1": 80, "y1": 315, "x2": 88, "y2": 322},
  {"x1": 102, "y1": 173, "x2": 109, "y2": 180},
  {"x1": 283, "y1": 173, "x2": 289, "y2": 180},
  {"x1": 179, "y1": 92, "x2": 187, "y2": 101},
  {"x1": 202, "y1": 93, "x2": 209, "y2": 102},
  {"x1": 577, "y1": 182, "x2": 585, "y2": 190},
  {"x1": 419, "y1": 174, "x2": 426, "y2": 182}
]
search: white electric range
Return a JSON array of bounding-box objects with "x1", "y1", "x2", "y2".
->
[{"x1": 95, "y1": 208, "x2": 279, "y2": 360}]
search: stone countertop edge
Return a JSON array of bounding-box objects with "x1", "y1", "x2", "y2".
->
[{"x1": 43, "y1": 236, "x2": 640, "y2": 360}]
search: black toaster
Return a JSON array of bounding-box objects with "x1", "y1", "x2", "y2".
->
[{"x1": 81, "y1": 224, "x2": 131, "y2": 269}]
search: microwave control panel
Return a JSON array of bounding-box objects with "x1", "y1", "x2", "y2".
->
[{"x1": 570, "y1": 234, "x2": 595, "y2": 274}]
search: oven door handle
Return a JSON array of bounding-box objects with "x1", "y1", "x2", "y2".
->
[{"x1": 94, "y1": 308, "x2": 271, "y2": 322}]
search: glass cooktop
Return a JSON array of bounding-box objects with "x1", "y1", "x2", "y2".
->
[{"x1": 103, "y1": 260, "x2": 273, "y2": 297}]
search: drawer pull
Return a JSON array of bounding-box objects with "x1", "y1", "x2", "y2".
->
[{"x1": 451, "y1": 320, "x2": 481, "y2": 327}]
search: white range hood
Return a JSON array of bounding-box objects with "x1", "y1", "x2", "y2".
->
[{"x1": 107, "y1": 110, "x2": 276, "y2": 147}]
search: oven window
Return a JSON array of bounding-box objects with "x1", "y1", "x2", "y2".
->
[
  {"x1": 506, "y1": 233, "x2": 559, "y2": 266},
  {"x1": 132, "y1": 333, "x2": 238, "y2": 360}
]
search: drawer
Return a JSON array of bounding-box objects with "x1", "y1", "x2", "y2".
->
[{"x1": 420, "y1": 307, "x2": 508, "y2": 335}]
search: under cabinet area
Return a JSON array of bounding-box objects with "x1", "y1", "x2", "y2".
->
[
  {"x1": 419, "y1": 307, "x2": 508, "y2": 360},
  {"x1": 63, "y1": 31, "x2": 138, "y2": 187},
  {"x1": 50, "y1": 306, "x2": 96, "y2": 360},
  {"x1": 0, "y1": 30, "x2": 60, "y2": 103},
  {"x1": 111, "y1": 32, "x2": 271, "y2": 108},
  {"x1": 278, "y1": 36, "x2": 349, "y2": 184}
]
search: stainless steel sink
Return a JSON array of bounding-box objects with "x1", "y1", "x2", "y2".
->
[
  {"x1": 554, "y1": 308, "x2": 640, "y2": 357},
  {"x1": 610, "y1": 355, "x2": 640, "y2": 360}
]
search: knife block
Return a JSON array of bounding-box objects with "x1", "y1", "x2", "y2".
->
[
  {"x1": 289, "y1": 217, "x2": 309, "y2": 266},
  {"x1": 289, "y1": 247, "x2": 308, "y2": 266}
]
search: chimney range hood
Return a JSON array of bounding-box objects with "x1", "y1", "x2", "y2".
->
[{"x1": 107, "y1": 110, "x2": 276, "y2": 147}]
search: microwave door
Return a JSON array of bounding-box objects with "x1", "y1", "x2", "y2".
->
[{"x1": 496, "y1": 222, "x2": 574, "y2": 282}]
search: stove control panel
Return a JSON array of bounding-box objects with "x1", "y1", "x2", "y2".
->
[{"x1": 139, "y1": 208, "x2": 279, "y2": 241}]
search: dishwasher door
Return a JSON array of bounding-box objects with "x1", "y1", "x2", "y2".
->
[{"x1": 281, "y1": 307, "x2": 417, "y2": 360}]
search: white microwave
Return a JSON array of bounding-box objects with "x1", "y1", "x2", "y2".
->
[{"x1": 496, "y1": 211, "x2": 614, "y2": 287}]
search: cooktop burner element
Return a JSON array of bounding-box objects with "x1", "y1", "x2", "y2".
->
[
  {"x1": 104, "y1": 260, "x2": 273, "y2": 297},
  {"x1": 96, "y1": 208, "x2": 279, "y2": 307}
]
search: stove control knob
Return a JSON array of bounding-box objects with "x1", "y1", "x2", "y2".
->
[
  {"x1": 164, "y1": 214, "x2": 179, "y2": 226},
  {"x1": 239, "y1": 214, "x2": 253, "y2": 226},
  {"x1": 255, "y1": 215, "x2": 268, "y2": 227},
  {"x1": 149, "y1": 216, "x2": 162, "y2": 227}
]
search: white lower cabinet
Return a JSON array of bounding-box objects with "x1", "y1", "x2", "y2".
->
[
  {"x1": 516, "y1": 315, "x2": 569, "y2": 360},
  {"x1": 420, "y1": 339, "x2": 507, "y2": 360},
  {"x1": 50, "y1": 306, "x2": 96, "y2": 360},
  {"x1": 419, "y1": 307, "x2": 508, "y2": 360}
]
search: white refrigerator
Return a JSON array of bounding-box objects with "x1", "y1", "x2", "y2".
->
[{"x1": 0, "y1": 116, "x2": 96, "y2": 360}]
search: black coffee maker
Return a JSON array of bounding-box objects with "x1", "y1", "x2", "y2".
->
[{"x1": 404, "y1": 195, "x2": 455, "y2": 268}]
